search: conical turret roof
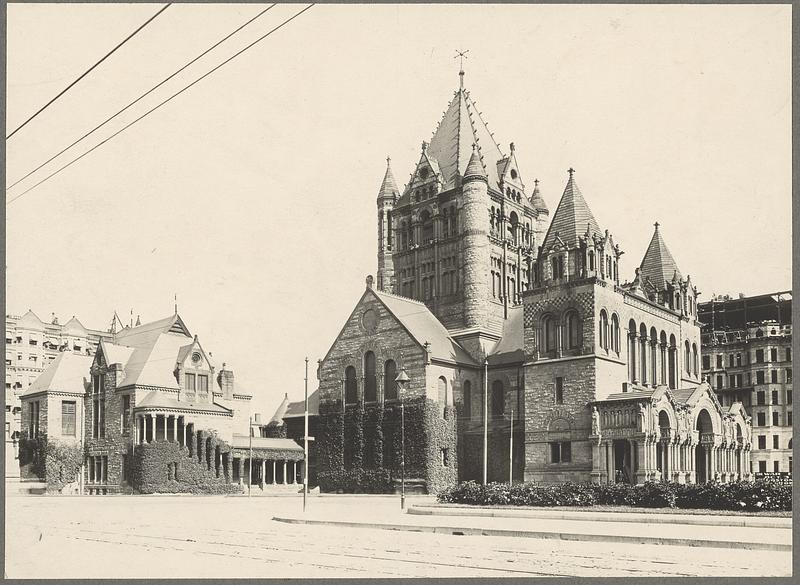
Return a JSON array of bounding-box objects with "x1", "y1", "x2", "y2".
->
[
  {"x1": 463, "y1": 144, "x2": 487, "y2": 180},
  {"x1": 377, "y1": 158, "x2": 399, "y2": 199},
  {"x1": 639, "y1": 223, "x2": 682, "y2": 291},
  {"x1": 541, "y1": 170, "x2": 601, "y2": 251},
  {"x1": 530, "y1": 179, "x2": 548, "y2": 214},
  {"x1": 426, "y1": 75, "x2": 504, "y2": 189}
]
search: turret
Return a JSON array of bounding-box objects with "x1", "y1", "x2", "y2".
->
[
  {"x1": 376, "y1": 157, "x2": 398, "y2": 292},
  {"x1": 461, "y1": 144, "x2": 491, "y2": 330}
]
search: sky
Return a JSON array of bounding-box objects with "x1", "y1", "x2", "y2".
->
[{"x1": 5, "y1": 4, "x2": 792, "y2": 415}]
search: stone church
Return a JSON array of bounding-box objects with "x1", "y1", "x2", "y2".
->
[{"x1": 314, "y1": 71, "x2": 752, "y2": 492}]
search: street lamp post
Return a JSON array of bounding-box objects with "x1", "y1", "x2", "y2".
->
[
  {"x1": 395, "y1": 367, "x2": 410, "y2": 510},
  {"x1": 303, "y1": 357, "x2": 309, "y2": 513},
  {"x1": 509, "y1": 409, "x2": 514, "y2": 485},
  {"x1": 483, "y1": 357, "x2": 488, "y2": 485},
  {"x1": 248, "y1": 416, "x2": 252, "y2": 498}
]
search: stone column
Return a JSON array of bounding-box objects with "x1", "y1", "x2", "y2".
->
[
  {"x1": 172, "y1": 416, "x2": 177, "y2": 443},
  {"x1": 283, "y1": 460, "x2": 287, "y2": 484},
  {"x1": 630, "y1": 334, "x2": 638, "y2": 383},
  {"x1": 605, "y1": 442, "x2": 614, "y2": 484},
  {"x1": 273, "y1": 460, "x2": 277, "y2": 484},
  {"x1": 237, "y1": 457, "x2": 243, "y2": 485}
]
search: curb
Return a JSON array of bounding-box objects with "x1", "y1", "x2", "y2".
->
[
  {"x1": 272, "y1": 517, "x2": 791, "y2": 552},
  {"x1": 408, "y1": 506, "x2": 793, "y2": 529}
]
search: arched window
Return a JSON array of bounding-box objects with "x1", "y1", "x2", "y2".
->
[
  {"x1": 491, "y1": 380, "x2": 504, "y2": 416},
  {"x1": 437, "y1": 376, "x2": 449, "y2": 418},
  {"x1": 611, "y1": 314, "x2": 620, "y2": 353},
  {"x1": 543, "y1": 315, "x2": 557, "y2": 354},
  {"x1": 599, "y1": 310, "x2": 609, "y2": 351},
  {"x1": 588, "y1": 250, "x2": 595, "y2": 271},
  {"x1": 400, "y1": 221, "x2": 408, "y2": 250},
  {"x1": 566, "y1": 311, "x2": 582, "y2": 350},
  {"x1": 384, "y1": 360, "x2": 397, "y2": 401},
  {"x1": 684, "y1": 340, "x2": 691, "y2": 374},
  {"x1": 692, "y1": 343, "x2": 698, "y2": 377},
  {"x1": 364, "y1": 352, "x2": 377, "y2": 402},
  {"x1": 420, "y1": 210, "x2": 433, "y2": 244},
  {"x1": 462, "y1": 380, "x2": 472, "y2": 419},
  {"x1": 509, "y1": 211, "x2": 519, "y2": 245},
  {"x1": 344, "y1": 366, "x2": 357, "y2": 404}
]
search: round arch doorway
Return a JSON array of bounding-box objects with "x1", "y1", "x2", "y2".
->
[{"x1": 694, "y1": 409, "x2": 714, "y2": 483}]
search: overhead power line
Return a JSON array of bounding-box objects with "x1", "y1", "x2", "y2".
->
[
  {"x1": 7, "y1": 4, "x2": 277, "y2": 191},
  {"x1": 6, "y1": 4, "x2": 315, "y2": 206},
  {"x1": 6, "y1": 3, "x2": 172, "y2": 140}
]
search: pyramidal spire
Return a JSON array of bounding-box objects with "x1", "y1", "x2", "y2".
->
[
  {"x1": 378, "y1": 156, "x2": 399, "y2": 199},
  {"x1": 541, "y1": 168, "x2": 601, "y2": 251},
  {"x1": 640, "y1": 222, "x2": 683, "y2": 291}
]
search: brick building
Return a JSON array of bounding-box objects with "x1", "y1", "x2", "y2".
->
[
  {"x1": 310, "y1": 70, "x2": 751, "y2": 492},
  {"x1": 19, "y1": 313, "x2": 303, "y2": 494},
  {"x1": 698, "y1": 292, "x2": 792, "y2": 477},
  {"x1": 5, "y1": 310, "x2": 115, "y2": 477}
]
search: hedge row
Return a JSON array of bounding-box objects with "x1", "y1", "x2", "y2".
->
[
  {"x1": 437, "y1": 480, "x2": 792, "y2": 512},
  {"x1": 317, "y1": 468, "x2": 393, "y2": 493}
]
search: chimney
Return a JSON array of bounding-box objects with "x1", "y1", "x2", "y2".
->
[
  {"x1": 254, "y1": 413, "x2": 261, "y2": 424},
  {"x1": 217, "y1": 362, "x2": 234, "y2": 400}
]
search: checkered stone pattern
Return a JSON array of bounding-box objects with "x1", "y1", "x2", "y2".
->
[{"x1": 523, "y1": 286, "x2": 596, "y2": 357}]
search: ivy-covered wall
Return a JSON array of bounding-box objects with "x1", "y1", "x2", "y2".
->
[
  {"x1": 131, "y1": 430, "x2": 241, "y2": 494},
  {"x1": 316, "y1": 397, "x2": 457, "y2": 494},
  {"x1": 18, "y1": 433, "x2": 83, "y2": 493}
]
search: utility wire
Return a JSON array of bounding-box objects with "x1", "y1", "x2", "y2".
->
[
  {"x1": 6, "y1": 3, "x2": 172, "y2": 140},
  {"x1": 6, "y1": 4, "x2": 277, "y2": 191},
  {"x1": 6, "y1": 4, "x2": 315, "y2": 206}
]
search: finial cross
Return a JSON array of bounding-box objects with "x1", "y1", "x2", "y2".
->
[
  {"x1": 568, "y1": 167, "x2": 575, "y2": 177},
  {"x1": 654, "y1": 221, "x2": 660, "y2": 230},
  {"x1": 455, "y1": 49, "x2": 470, "y2": 72}
]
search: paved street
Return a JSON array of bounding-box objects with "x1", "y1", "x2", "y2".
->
[{"x1": 5, "y1": 495, "x2": 791, "y2": 578}]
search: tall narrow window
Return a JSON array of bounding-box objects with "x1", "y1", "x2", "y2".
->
[
  {"x1": 345, "y1": 366, "x2": 357, "y2": 404},
  {"x1": 543, "y1": 316, "x2": 557, "y2": 354},
  {"x1": 438, "y1": 377, "x2": 448, "y2": 418},
  {"x1": 599, "y1": 310, "x2": 609, "y2": 351},
  {"x1": 364, "y1": 352, "x2": 377, "y2": 402},
  {"x1": 491, "y1": 380, "x2": 504, "y2": 416},
  {"x1": 185, "y1": 373, "x2": 196, "y2": 392},
  {"x1": 197, "y1": 374, "x2": 209, "y2": 394},
  {"x1": 121, "y1": 395, "x2": 131, "y2": 433},
  {"x1": 92, "y1": 373, "x2": 105, "y2": 439},
  {"x1": 566, "y1": 311, "x2": 581, "y2": 350},
  {"x1": 62, "y1": 401, "x2": 76, "y2": 436},
  {"x1": 611, "y1": 314, "x2": 620, "y2": 353},
  {"x1": 555, "y1": 377, "x2": 564, "y2": 404},
  {"x1": 462, "y1": 380, "x2": 472, "y2": 419},
  {"x1": 384, "y1": 360, "x2": 397, "y2": 400}
]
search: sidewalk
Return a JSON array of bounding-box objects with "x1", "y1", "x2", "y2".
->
[
  {"x1": 273, "y1": 502, "x2": 792, "y2": 551},
  {"x1": 409, "y1": 503, "x2": 792, "y2": 529}
]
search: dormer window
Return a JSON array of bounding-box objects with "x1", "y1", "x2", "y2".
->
[
  {"x1": 185, "y1": 372, "x2": 196, "y2": 392},
  {"x1": 551, "y1": 256, "x2": 565, "y2": 280}
]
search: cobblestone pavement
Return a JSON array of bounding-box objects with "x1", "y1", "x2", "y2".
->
[{"x1": 5, "y1": 495, "x2": 790, "y2": 578}]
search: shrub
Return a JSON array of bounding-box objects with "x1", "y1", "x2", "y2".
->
[
  {"x1": 317, "y1": 468, "x2": 392, "y2": 494},
  {"x1": 437, "y1": 479, "x2": 791, "y2": 511}
]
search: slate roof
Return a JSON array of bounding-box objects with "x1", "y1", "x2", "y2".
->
[
  {"x1": 530, "y1": 180, "x2": 549, "y2": 214},
  {"x1": 284, "y1": 389, "x2": 320, "y2": 418},
  {"x1": 378, "y1": 160, "x2": 399, "y2": 199},
  {"x1": 639, "y1": 224, "x2": 683, "y2": 291},
  {"x1": 487, "y1": 306, "x2": 524, "y2": 365},
  {"x1": 269, "y1": 394, "x2": 290, "y2": 424},
  {"x1": 541, "y1": 172, "x2": 602, "y2": 252},
  {"x1": 231, "y1": 435, "x2": 303, "y2": 451},
  {"x1": 23, "y1": 352, "x2": 92, "y2": 396},
  {"x1": 425, "y1": 85, "x2": 504, "y2": 190},
  {"x1": 373, "y1": 289, "x2": 477, "y2": 365},
  {"x1": 600, "y1": 389, "x2": 658, "y2": 402},
  {"x1": 135, "y1": 390, "x2": 231, "y2": 414}
]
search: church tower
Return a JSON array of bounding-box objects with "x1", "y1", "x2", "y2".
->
[
  {"x1": 376, "y1": 158, "x2": 399, "y2": 292},
  {"x1": 381, "y1": 70, "x2": 546, "y2": 358}
]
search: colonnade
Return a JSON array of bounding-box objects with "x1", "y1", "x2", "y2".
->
[
  {"x1": 135, "y1": 412, "x2": 189, "y2": 446},
  {"x1": 231, "y1": 457, "x2": 302, "y2": 488},
  {"x1": 628, "y1": 331, "x2": 677, "y2": 389}
]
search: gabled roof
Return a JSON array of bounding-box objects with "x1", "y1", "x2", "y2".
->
[
  {"x1": 62, "y1": 316, "x2": 88, "y2": 336},
  {"x1": 425, "y1": 82, "x2": 505, "y2": 191},
  {"x1": 17, "y1": 309, "x2": 44, "y2": 330},
  {"x1": 639, "y1": 224, "x2": 683, "y2": 291},
  {"x1": 372, "y1": 289, "x2": 477, "y2": 365},
  {"x1": 487, "y1": 306, "x2": 524, "y2": 365},
  {"x1": 23, "y1": 352, "x2": 92, "y2": 396},
  {"x1": 98, "y1": 339, "x2": 135, "y2": 368},
  {"x1": 541, "y1": 172, "x2": 601, "y2": 252}
]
